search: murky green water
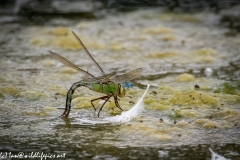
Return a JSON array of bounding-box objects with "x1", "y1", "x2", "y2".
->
[{"x1": 0, "y1": 8, "x2": 240, "y2": 159}]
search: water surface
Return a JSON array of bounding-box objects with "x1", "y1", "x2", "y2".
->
[{"x1": 0, "y1": 8, "x2": 240, "y2": 159}]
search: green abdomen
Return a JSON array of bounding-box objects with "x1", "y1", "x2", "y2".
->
[{"x1": 92, "y1": 82, "x2": 119, "y2": 95}]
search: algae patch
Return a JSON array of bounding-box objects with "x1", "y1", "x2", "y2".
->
[
  {"x1": 20, "y1": 90, "x2": 48, "y2": 101},
  {"x1": 170, "y1": 90, "x2": 219, "y2": 107},
  {"x1": 176, "y1": 73, "x2": 196, "y2": 82},
  {"x1": 214, "y1": 82, "x2": 240, "y2": 95},
  {"x1": 147, "y1": 50, "x2": 178, "y2": 59},
  {"x1": 141, "y1": 26, "x2": 172, "y2": 34},
  {"x1": 0, "y1": 86, "x2": 21, "y2": 97}
]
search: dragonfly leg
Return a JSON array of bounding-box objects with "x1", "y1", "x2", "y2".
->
[
  {"x1": 61, "y1": 109, "x2": 70, "y2": 117},
  {"x1": 91, "y1": 95, "x2": 109, "y2": 111},
  {"x1": 97, "y1": 95, "x2": 111, "y2": 117},
  {"x1": 113, "y1": 95, "x2": 123, "y2": 111}
]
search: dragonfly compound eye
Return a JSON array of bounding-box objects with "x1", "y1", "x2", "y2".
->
[{"x1": 118, "y1": 85, "x2": 126, "y2": 98}]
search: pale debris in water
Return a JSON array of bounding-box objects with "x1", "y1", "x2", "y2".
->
[
  {"x1": 158, "y1": 150, "x2": 169, "y2": 157},
  {"x1": 205, "y1": 67, "x2": 213, "y2": 77},
  {"x1": 78, "y1": 85, "x2": 150, "y2": 124},
  {"x1": 209, "y1": 148, "x2": 230, "y2": 160},
  {"x1": 104, "y1": 84, "x2": 150, "y2": 123}
]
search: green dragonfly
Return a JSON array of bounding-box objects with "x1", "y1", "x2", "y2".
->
[{"x1": 49, "y1": 31, "x2": 143, "y2": 117}]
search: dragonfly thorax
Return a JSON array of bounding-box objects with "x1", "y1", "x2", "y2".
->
[{"x1": 91, "y1": 82, "x2": 125, "y2": 97}]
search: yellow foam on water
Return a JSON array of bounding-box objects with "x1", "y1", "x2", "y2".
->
[
  {"x1": 0, "y1": 92, "x2": 5, "y2": 99},
  {"x1": 158, "y1": 13, "x2": 202, "y2": 23},
  {"x1": 219, "y1": 109, "x2": 239, "y2": 117},
  {"x1": 158, "y1": 85, "x2": 176, "y2": 94},
  {"x1": 194, "y1": 119, "x2": 209, "y2": 125},
  {"x1": 141, "y1": 26, "x2": 172, "y2": 34},
  {"x1": 0, "y1": 76, "x2": 6, "y2": 83},
  {"x1": 170, "y1": 90, "x2": 219, "y2": 107},
  {"x1": 48, "y1": 27, "x2": 69, "y2": 36},
  {"x1": 195, "y1": 48, "x2": 216, "y2": 56},
  {"x1": 76, "y1": 22, "x2": 94, "y2": 28},
  {"x1": 168, "y1": 127, "x2": 184, "y2": 133},
  {"x1": 47, "y1": 85, "x2": 65, "y2": 92},
  {"x1": 190, "y1": 48, "x2": 217, "y2": 63},
  {"x1": 202, "y1": 56, "x2": 215, "y2": 63},
  {"x1": 59, "y1": 67, "x2": 78, "y2": 74},
  {"x1": 58, "y1": 88, "x2": 68, "y2": 96},
  {"x1": 0, "y1": 85, "x2": 20, "y2": 97},
  {"x1": 203, "y1": 121, "x2": 218, "y2": 129},
  {"x1": 20, "y1": 90, "x2": 48, "y2": 101},
  {"x1": 25, "y1": 107, "x2": 56, "y2": 116},
  {"x1": 54, "y1": 34, "x2": 82, "y2": 51},
  {"x1": 216, "y1": 94, "x2": 240, "y2": 104},
  {"x1": 151, "y1": 134, "x2": 173, "y2": 141},
  {"x1": 176, "y1": 73, "x2": 195, "y2": 82},
  {"x1": 176, "y1": 121, "x2": 189, "y2": 127},
  {"x1": 146, "y1": 102, "x2": 171, "y2": 110},
  {"x1": 43, "y1": 107, "x2": 57, "y2": 111},
  {"x1": 90, "y1": 42, "x2": 106, "y2": 50},
  {"x1": 110, "y1": 43, "x2": 124, "y2": 51},
  {"x1": 39, "y1": 60, "x2": 56, "y2": 67},
  {"x1": 179, "y1": 109, "x2": 200, "y2": 117},
  {"x1": 147, "y1": 50, "x2": 178, "y2": 59},
  {"x1": 121, "y1": 123, "x2": 174, "y2": 141},
  {"x1": 75, "y1": 101, "x2": 92, "y2": 109},
  {"x1": 73, "y1": 96, "x2": 92, "y2": 104},
  {"x1": 29, "y1": 37, "x2": 49, "y2": 46},
  {"x1": 26, "y1": 110, "x2": 48, "y2": 116},
  {"x1": 144, "y1": 98, "x2": 155, "y2": 104},
  {"x1": 161, "y1": 35, "x2": 176, "y2": 41},
  {"x1": 29, "y1": 27, "x2": 91, "y2": 51}
]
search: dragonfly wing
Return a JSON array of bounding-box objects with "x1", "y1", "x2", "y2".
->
[
  {"x1": 86, "y1": 73, "x2": 115, "y2": 82},
  {"x1": 97, "y1": 73, "x2": 115, "y2": 80},
  {"x1": 49, "y1": 51, "x2": 95, "y2": 78},
  {"x1": 72, "y1": 31, "x2": 106, "y2": 76},
  {"x1": 111, "y1": 68, "x2": 143, "y2": 83}
]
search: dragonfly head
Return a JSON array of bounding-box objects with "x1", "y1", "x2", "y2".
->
[{"x1": 118, "y1": 85, "x2": 126, "y2": 98}]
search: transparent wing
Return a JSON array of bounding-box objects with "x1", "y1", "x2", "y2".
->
[
  {"x1": 85, "y1": 73, "x2": 115, "y2": 82},
  {"x1": 72, "y1": 31, "x2": 106, "y2": 76},
  {"x1": 49, "y1": 51, "x2": 95, "y2": 78},
  {"x1": 111, "y1": 68, "x2": 143, "y2": 83}
]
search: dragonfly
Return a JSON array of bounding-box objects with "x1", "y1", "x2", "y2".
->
[{"x1": 49, "y1": 31, "x2": 143, "y2": 117}]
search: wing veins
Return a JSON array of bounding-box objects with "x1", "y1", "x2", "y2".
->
[
  {"x1": 72, "y1": 31, "x2": 105, "y2": 76},
  {"x1": 49, "y1": 51, "x2": 95, "y2": 78},
  {"x1": 111, "y1": 68, "x2": 143, "y2": 83}
]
